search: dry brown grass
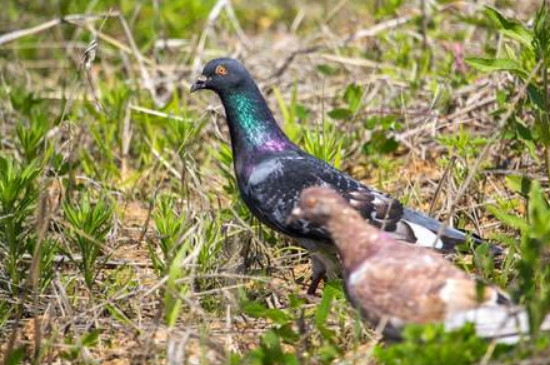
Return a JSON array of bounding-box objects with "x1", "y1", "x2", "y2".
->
[{"x1": 0, "y1": 0, "x2": 548, "y2": 363}]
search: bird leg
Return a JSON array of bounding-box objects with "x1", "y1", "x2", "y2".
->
[
  {"x1": 307, "y1": 249, "x2": 342, "y2": 296},
  {"x1": 308, "y1": 253, "x2": 328, "y2": 296},
  {"x1": 308, "y1": 270, "x2": 327, "y2": 296}
]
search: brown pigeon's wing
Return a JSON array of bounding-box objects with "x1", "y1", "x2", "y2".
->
[
  {"x1": 438, "y1": 277, "x2": 509, "y2": 315},
  {"x1": 345, "y1": 245, "x2": 477, "y2": 325}
]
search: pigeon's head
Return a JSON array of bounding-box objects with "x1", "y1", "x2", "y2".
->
[
  {"x1": 289, "y1": 187, "x2": 347, "y2": 226},
  {"x1": 191, "y1": 58, "x2": 250, "y2": 94}
]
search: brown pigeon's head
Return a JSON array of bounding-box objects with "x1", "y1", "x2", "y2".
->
[{"x1": 289, "y1": 187, "x2": 347, "y2": 226}]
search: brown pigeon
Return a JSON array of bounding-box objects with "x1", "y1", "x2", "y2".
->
[{"x1": 289, "y1": 187, "x2": 550, "y2": 343}]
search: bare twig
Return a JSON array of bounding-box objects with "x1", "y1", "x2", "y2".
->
[
  {"x1": 429, "y1": 156, "x2": 456, "y2": 217},
  {"x1": 0, "y1": 12, "x2": 119, "y2": 46}
]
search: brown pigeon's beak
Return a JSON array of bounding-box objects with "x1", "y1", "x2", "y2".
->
[
  {"x1": 190, "y1": 75, "x2": 208, "y2": 93},
  {"x1": 286, "y1": 206, "x2": 304, "y2": 224}
]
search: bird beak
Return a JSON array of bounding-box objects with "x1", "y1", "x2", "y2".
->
[
  {"x1": 190, "y1": 75, "x2": 208, "y2": 93},
  {"x1": 286, "y1": 206, "x2": 304, "y2": 224}
]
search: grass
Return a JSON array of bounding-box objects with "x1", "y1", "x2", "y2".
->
[{"x1": 1, "y1": 0, "x2": 550, "y2": 363}]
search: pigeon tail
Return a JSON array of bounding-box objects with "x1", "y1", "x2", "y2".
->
[
  {"x1": 445, "y1": 306, "x2": 550, "y2": 344},
  {"x1": 402, "y1": 208, "x2": 502, "y2": 255}
]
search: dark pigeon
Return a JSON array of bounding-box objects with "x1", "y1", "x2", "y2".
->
[
  {"x1": 289, "y1": 187, "x2": 549, "y2": 344},
  {"x1": 191, "y1": 58, "x2": 492, "y2": 294}
]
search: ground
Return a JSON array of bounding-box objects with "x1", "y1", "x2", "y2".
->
[{"x1": 1, "y1": 1, "x2": 550, "y2": 364}]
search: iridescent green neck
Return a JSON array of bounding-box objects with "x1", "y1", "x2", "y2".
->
[{"x1": 220, "y1": 88, "x2": 293, "y2": 153}]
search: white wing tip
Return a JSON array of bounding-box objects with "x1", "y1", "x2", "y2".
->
[
  {"x1": 406, "y1": 221, "x2": 444, "y2": 249},
  {"x1": 445, "y1": 306, "x2": 530, "y2": 344}
]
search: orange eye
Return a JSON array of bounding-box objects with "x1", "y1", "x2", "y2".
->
[{"x1": 215, "y1": 65, "x2": 227, "y2": 76}]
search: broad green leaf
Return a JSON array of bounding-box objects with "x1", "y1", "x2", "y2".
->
[
  {"x1": 534, "y1": 4, "x2": 550, "y2": 62},
  {"x1": 105, "y1": 303, "x2": 133, "y2": 326},
  {"x1": 363, "y1": 131, "x2": 399, "y2": 155},
  {"x1": 344, "y1": 83, "x2": 363, "y2": 113},
  {"x1": 273, "y1": 86, "x2": 289, "y2": 124},
  {"x1": 505, "y1": 175, "x2": 532, "y2": 196},
  {"x1": 465, "y1": 58, "x2": 528, "y2": 78},
  {"x1": 81, "y1": 329, "x2": 101, "y2": 347},
  {"x1": 5, "y1": 346, "x2": 26, "y2": 365},
  {"x1": 328, "y1": 108, "x2": 352, "y2": 120},
  {"x1": 288, "y1": 294, "x2": 306, "y2": 309},
  {"x1": 514, "y1": 119, "x2": 535, "y2": 142},
  {"x1": 487, "y1": 205, "x2": 528, "y2": 231},
  {"x1": 264, "y1": 308, "x2": 292, "y2": 324},
  {"x1": 165, "y1": 242, "x2": 190, "y2": 326},
  {"x1": 527, "y1": 84, "x2": 546, "y2": 110},
  {"x1": 315, "y1": 281, "x2": 343, "y2": 339},
  {"x1": 315, "y1": 285, "x2": 335, "y2": 329},
  {"x1": 528, "y1": 181, "x2": 550, "y2": 237},
  {"x1": 317, "y1": 64, "x2": 339, "y2": 76},
  {"x1": 243, "y1": 301, "x2": 291, "y2": 324},
  {"x1": 484, "y1": 7, "x2": 533, "y2": 48},
  {"x1": 276, "y1": 323, "x2": 300, "y2": 342}
]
